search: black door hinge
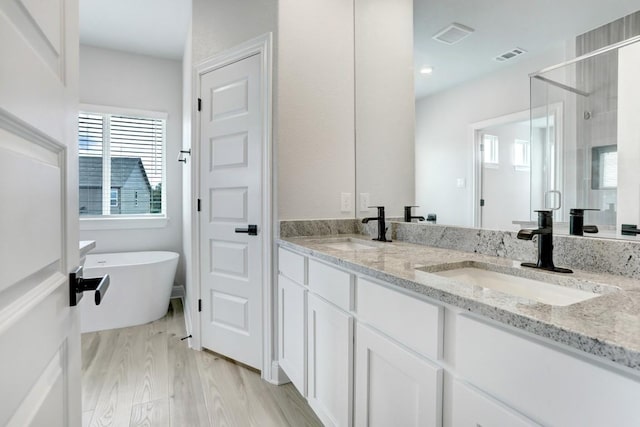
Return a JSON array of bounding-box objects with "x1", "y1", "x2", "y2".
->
[
  {"x1": 197, "y1": 198, "x2": 201, "y2": 212},
  {"x1": 197, "y1": 98, "x2": 202, "y2": 111},
  {"x1": 198, "y1": 299, "x2": 202, "y2": 312},
  {"x1": 480, "y1": 199, "x2": 485, "y2": 207}
]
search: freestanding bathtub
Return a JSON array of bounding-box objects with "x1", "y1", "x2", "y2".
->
[{"x1": 80, "y1": 251, "x2": 179, "y2": 333}]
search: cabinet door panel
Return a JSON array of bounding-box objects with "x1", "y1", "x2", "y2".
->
[
  {"x1": 278, "y1": 274, "x2": 306, "y2": 395},
  {"x1": 452, "y1": 379, "x2": 539, "y2": 427},
  {"x1": 308, "y1": 294, "x2": 353, "y2": 427},
  {"x1": 355, "y1": 324, "x2": 442, "y2": 427},
  {"x1": 456, "y1": 315, "x2": 640, "y2": 426}
]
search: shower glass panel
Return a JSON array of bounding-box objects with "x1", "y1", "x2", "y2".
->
[{"x1": 530, "y1": 36, "x2": 640, "y2": 235}]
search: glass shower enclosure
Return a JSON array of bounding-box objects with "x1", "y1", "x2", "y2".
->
[{"x1": 529, "y1": 35, "x2": 640, "y2": 236}]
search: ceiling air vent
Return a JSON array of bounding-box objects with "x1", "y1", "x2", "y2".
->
[
  {"x1": 495, "y1": 47, "x2": 527, "y2": 62},
  {"x1": 432, "y1": 23, "x2": 475, "y2": 45}
]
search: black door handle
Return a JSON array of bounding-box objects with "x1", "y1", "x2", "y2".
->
[
  {"x1": 235, "y1": 224, "x2": 258, "y2": 236},
  {"x1": 69, "y1": 266, "x2": 110, "y2": 306}
]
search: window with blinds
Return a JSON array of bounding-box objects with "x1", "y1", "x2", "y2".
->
[{"x1": 78, "y1": 111, "x2": 165, "y2": 216}]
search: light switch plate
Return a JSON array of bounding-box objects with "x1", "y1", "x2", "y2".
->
[
  {"x1": 456, "y1": 178, "x2": 466, "y2": 188},
  {"x1": 359, "y1": 193, "x2": 370, "y2": 211},
  {"x1": 341, "y1": 192, "x2": 352, "y2": 212}
]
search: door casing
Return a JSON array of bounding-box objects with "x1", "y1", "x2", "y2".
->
[{"x1": 191, "y1": 33, "x2": 277, "y2": 382}]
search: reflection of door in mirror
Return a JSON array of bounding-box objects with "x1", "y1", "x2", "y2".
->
[
  {"x1": 471, "y1": 110, "x2": 531, "y2": 230},
  {"x1": 473, "y1": 112, "x2": 531, "y2": 231}
]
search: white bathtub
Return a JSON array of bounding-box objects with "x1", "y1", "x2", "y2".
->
[{"x1": 80, "y1": 251, "x2": 179, "y2": 333}]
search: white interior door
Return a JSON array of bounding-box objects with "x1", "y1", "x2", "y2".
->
[
  {"x1": 199, "y1": 53, "x2": 263, "y2": 370},
  {"x1": 0, "y1": 0, "x2": 81, "y2": 426}
]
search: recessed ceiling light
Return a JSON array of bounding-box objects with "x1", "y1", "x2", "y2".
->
[
  {"x1": 432, "y1": 23, "x2": 475, "y2": 45},
  {"x1": 420, "y1": 66, "x2": 434, "y2": 75}
]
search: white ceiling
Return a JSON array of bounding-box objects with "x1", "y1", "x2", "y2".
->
[
  {"x1": 79, "y1": 0, "x2": 191, "y2": 60},
  {"x1": 414, "y1": 0, "x2": 640, "y2": 98},
  {"x1": 79, "y1": 1, "x2": 638, "y2": 93}
]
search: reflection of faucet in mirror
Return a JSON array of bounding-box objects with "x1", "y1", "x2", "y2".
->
[
  {"x1": 569, "y1": 209, "x2": 599, "y2": 236},
  {"x1": 404, "y1": 206, "x2": 425, "y2": 222},
  {"x1": 621, "y1": 224, "x2": 640, "y2": 236},
  {"x1": 362, "y1": 206, "x2": 391, "y2": 242},
  {"x1": 517, "y1": 210, "x2": 573, "y2": 273}
]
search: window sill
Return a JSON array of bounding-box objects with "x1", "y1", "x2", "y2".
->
[{"x1": 80, "y1": 216, "x2": 169, "y2": 231}]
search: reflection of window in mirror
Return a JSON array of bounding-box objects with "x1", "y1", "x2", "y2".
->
[
  {"x1": 110, "y1": 188, "x2": 119, "y2": 207},
  {"x1": 482, "y1": 134, "x2": 499, "y2": 168},
  {"x1": 591, "y1": 145, "x2": 617, "y2": 189},
  {"x1": 513, "y1": 139, "x2": 530, "y2": 171}
]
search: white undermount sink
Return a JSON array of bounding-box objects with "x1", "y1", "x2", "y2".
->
[
  {"x1": 309, "y1": 237, "x2": 381, "y2": 251},
  {"x1": 418, "y1": 261, "x2": 616, "y2": 306}
]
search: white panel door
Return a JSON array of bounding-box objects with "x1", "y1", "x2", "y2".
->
[
  {"x1": 0, "y1": 0, "x2": 81, "y2": 426},
  {"x1": 354, "y1": 324, "x2": 443, "y2": 427},
  {"x1": 307, "y1": 294, "x2": 353, "y2": 427},
  {"x1": 200, "y1": 53, "x2": 263, "y2": 369}
]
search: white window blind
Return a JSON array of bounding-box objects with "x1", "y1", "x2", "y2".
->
[{"x1": 78, "y1": 111, "x2": 165, "y2": 217}]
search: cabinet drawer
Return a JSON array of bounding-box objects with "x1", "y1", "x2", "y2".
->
[
  {"x1": 456, "y1": 315, "x2": 640, "y2": 426},
  {"x1": 308, "y1": 259, "x2": 353, "y2": 311},
  {"x1": 452, "y1": 379, "x2": 539, "y2": 427},
  {"x1": 357, "y1": 277, "x2": 443, "y2": 360},
  {"x1": 278, "y1": 247, "x2": 306, "y2": 284}
]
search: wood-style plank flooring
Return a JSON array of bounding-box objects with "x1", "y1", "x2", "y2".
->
[{"x1": 81, "y1": 299, "x2": 322, "y2": 427}]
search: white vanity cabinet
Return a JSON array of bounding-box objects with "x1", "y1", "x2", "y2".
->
[
  {"x1": 451, "y1": 379, "x2": 540, "y2": 427},
  {"x1": 277, "y1": 248, "x2": 307, "y2": 396},
  {"x1": 455, "y1": 314, "x2": 640, "y2": 427},
  {"x1": 307, "y1": 293, "x2": 354, "y2": 427},
  {"x1": 278, "y1": 274, "x2": 307, "y2": 396},
  {"x1": 277, "y1": 244, "x2": 640, "y2": 427},
  {"x1": 306, "y1": 258, "x2": 355, "y2": 426},
  {"x1": 354, "y1": 277, "x2": 444, "y2": 427},
  {"x1": 354, "y1": 323, "x2": 443, "y2": 427}
]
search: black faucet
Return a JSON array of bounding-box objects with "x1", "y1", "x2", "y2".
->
[
  {"x1": 404, "y1": 206, "x2": 426, "y2": 222},
  {"x1": 569, "y1": 208, "x2": 599, "y2": 236},
  {"x1": 622, "y1": 224, "x2": 640, "y2": 236},
  {"x1": 517, "y1": 210, "x2": 572, "y2": 273},
  {"x1": 362, "y1": 206, "x2": 391, "y2": 242}
]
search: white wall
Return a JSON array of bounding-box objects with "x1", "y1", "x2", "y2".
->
[
  {"x1": 415, "y1": 44, "x2": 569, "y2": 226},
  {"x1": 355, "y1": 0, "x2": 415, "y2": 218},
  {"x1": 277, "y1": 0, "x2": 356, "y2": 219},
  {"x1": 78, "y1": 45, "x2": 185, "y2": 284},
  {"x1": 192, "y1": 0, "x2": 277, "y2": 64}
]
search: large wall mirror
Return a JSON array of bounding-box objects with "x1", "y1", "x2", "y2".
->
[{"x1": 355, "y1": 0, "x2": 640, "y2": 240}]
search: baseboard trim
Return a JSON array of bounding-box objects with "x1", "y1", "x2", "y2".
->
[{"x1": 264, "y1": 360, "x2": 291, "y2": 385}]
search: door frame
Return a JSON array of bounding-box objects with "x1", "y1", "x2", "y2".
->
[
  {"x1": 191, "y1": 33, "x2": 275, "y2": 382},
  {"x1": 470, "y1": 109, "x2": 531, "y2": 228},
  {"x1": 470, "y1": 104, "x2": 563, "y2": 228}
]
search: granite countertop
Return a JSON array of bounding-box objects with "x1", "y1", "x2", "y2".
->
[{"x1": 278, "y1": 234, "x2": 640, "y2": 373}]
